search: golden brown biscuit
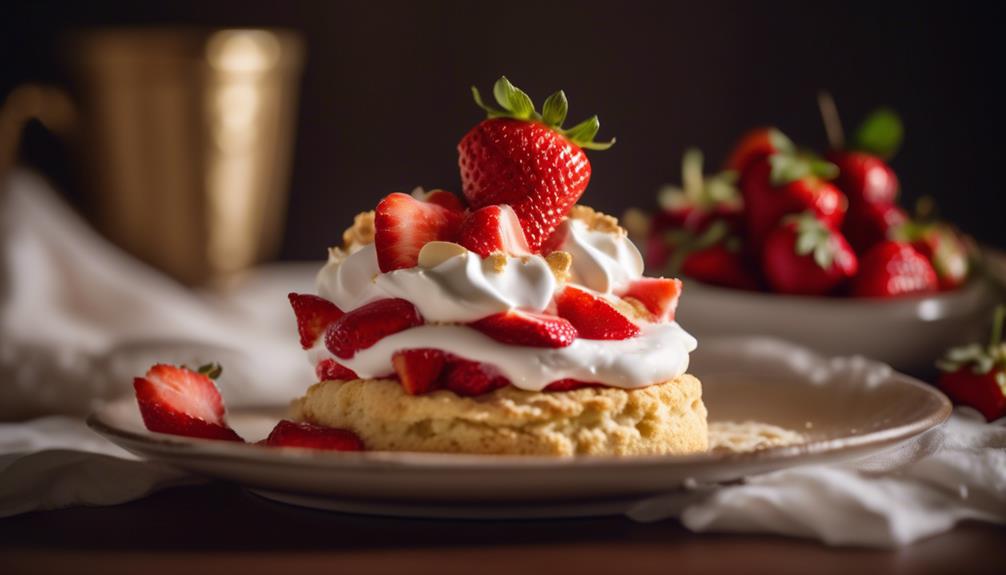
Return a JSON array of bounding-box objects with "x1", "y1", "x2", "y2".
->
[{"x1": 291, "y1": 374, "x2": 707, "y2": 456}]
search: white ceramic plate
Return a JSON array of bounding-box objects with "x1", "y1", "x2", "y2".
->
[{"x1": 88, "y1": 338, "x2": 950, "y2": 518}]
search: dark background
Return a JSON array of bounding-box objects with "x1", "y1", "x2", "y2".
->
[{"x1": 4, "y1": 0, "x2": 1003, "y2": 259}]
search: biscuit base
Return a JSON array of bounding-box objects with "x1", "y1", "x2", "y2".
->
[{"x1": 290, "y1": 374, "x2": 707, "y2": 456}]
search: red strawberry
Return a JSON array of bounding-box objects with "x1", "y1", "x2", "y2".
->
[
  {"x1": 261, "y1": 420, "x2": 364, "y2": 451},
  {"x1": 620, "y1": 278, "x2": 683, "y2": 322},
  {"x1": 852, "y1": 241, "x2": 938, "y2": 298},
  {"x1": 442, "y1": 358, "x2": 510, "y2": 396},
  {"x1": 392, "y1": 348, "x2": 446, "y2": 395},
  {"x1": 827, "y1": 151, "x2": 899, "y2": 207},
  {"x1": 288, "y1": 293, "x2": 344, "y2": 349},
  {"x1": 457, "y1": 204, "x2": 531, "y2": 257},
  {"x1": 842, "y1": 202, "x2": 908, "y2": 254},
  {"x1": 725, "y1": 127, "x2": 795, "y2": 176},
  {"x1": 374, "y1": 192, "x2": 462, "y2": 271},
  {"x1": 741, "y1": 156, "x2": 847, "y2": 250},
  {"x1": 133, "y1": 364, "x2": 243, "y2": 442},
  {"x1": 316, "y1": 358, "x2": 358, "y2": 381},
  {"x1": 896, "y1": 221, "x2": 971, "y2": 291},
  {"x1": 761, "y1": 213, "x2": 858, "y2": 296},
  {"x1": 544, "y1": 379, "x2": 602, "y2": 392},
  {"x1": 936, "y1": 306, "x2": 1006, "y2": 422},
  {"x1": 325, "y1": 298, "x2": 423, "y2": 359},
  {"x1": 681, "y1": 245, "x2": 761, "y2": 291},
  {"x1": 458, "y1": 77, "x2": 613, "y2": 252},
  {"x1": 471, "y1": 310, "x2": 578, "y2": 348},
  {"x1": 556, "y1": 285, "x2": 640, "y2": 340},
  {"x1": 422, "y1": 189, "x2": 466, "y2": 212},
  {"x1": 657, "y1": 148, "x2": 744, "y2": 235}
]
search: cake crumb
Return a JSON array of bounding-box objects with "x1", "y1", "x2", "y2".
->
[
  {"x1": 708, "y1": 421, "x2": 806, "y2": 453},
  {"x1": 342, "y1": 211, "x2": 376, "y2": 248},
  {"x1": 545, "y1": 251, "x2": 572, "y2": 282},
  {"x1": 487, "y1": 253, "x2": 509, "y2": 273},
  {"x1": 568, "y1": 205, "x2": 625, "y2": 235}
]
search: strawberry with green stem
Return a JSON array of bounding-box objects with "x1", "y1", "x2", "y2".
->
[
  {"x1": 740, "y1": 147, "x2": 846, "y2": 252},
  {"x1": 761, "y1": 212, "x2": 858, "y2": 296},
  {"x1": 459, "y1": 76, "x2": 614, "y2": 252},
  {"x1": 937, "y1": 305, "x2": 1006, "y2": 421},
  {"x1": 725, "y1": 127, "x2": 796, "y2": 177},
  {"x1": 893, "y1": 198, "x2": 973, "y2": 291},
  {"x1": 851, "y1": 240, "x2": 938, "y2": 298},
  {"x1": 657, "y1": 148, "x2": 743, "y2": 234},
  {"x1": 660, "y1": 219, "x2": 760, "y2": 291}
]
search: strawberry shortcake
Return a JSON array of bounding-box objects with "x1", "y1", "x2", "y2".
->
[{"x1": 288, "y1": 78, "x2": 706, "y2": 456}]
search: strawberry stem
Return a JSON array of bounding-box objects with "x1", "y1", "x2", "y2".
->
[
  {"x1": 471, "y1": 76, "x2": 615, "y2": 150},
  {"x1": 817, "y1": 91, "x2": 845, "y2": 150}
]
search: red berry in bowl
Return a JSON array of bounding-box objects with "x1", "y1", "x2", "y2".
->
[
  {"x1": 851, "y1": 241, "x2": 938, "y2": 298},
  {"x1": 761, "y1": 212, "x2": 858, "y2": 296}
]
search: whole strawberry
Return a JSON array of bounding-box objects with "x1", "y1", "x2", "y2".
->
[
  {"x1": 725, "y1": 127, "x2": 795, "y2": 177},
  {"x1": 740, "y1": 151, "x2": 847, "y2": 251},
  {"x1": 937, "y1": 306, "x2": 1006, "y2": 422},
  {"x1": 851, "y1": 241, "x2": 938, "y2": 298},
  {"x1": 458, "y1": 77, "x2": 614, "y2": 252},
  {"x1": 656, "y1": 148, "x2": 743, "y2": 234},
  {"x1": 895, "y1": 217, "x2": 972, "y2": 291},
  {"x1": 761, "y1": 212, "x2": 858, "y2": 296},
  {"x1": 660, "y1": 219, "x2": 760, "y2": 291}
]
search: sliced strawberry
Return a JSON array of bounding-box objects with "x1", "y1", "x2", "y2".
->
[
  {"x1": 544, "y1": 379, "x2": 602, "y2": 392},
  {"x1": 375, "y1": 192, "x2": 463, "y2": 272},
  {"x1": 288, "y1": 293, "x2": 344, "y2": 349},
  {"x1": 424, "y1": 189, "x2": 466, "y2": 212},
  {"x1": 457, "y1": 204, "x2": 531, "y2": 257},
  {"x1": 133, "y1": 364, "x2": 243, "y2": 442},
  {"x1": 316, "y1": 358, "x2": 358, "y2": 381},
  {"x1": 325, "y1": 298, "x2": 423, "y2": 359},
  {"x1": 261, "y1": 420, "x2": 364, "y2": 451},
  {"x1": 392, "y1": 348, "x2": 446, "y2": 395},
  {"x1": 470, "y1": 310, "x2": 577, "y2": 348},
  {"x1": 442, "y1": 359, "x2": 510, "y2": 396},
  {"x1": 555, "y1": 286, "x2": 640, "y2": 340},
  {"x1": 620, "y1": 278, "x2": 683, "y2": 322}
]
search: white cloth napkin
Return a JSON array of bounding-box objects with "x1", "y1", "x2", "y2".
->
[{"x1": 1, "y1": 170, "x2": 1004, "y2": 546}]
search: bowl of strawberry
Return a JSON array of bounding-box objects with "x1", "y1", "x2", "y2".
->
[{"x1": 632, "y1": 108, "x2": 998, "y2": 374}]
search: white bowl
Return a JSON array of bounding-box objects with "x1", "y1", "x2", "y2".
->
[{"x1": 676, "y1": 278, "x2": 999, "y2": 374}]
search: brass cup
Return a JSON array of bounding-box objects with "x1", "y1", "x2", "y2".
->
[{"x1": 1, "y1": 28, "x2": 305, "y2": 285}]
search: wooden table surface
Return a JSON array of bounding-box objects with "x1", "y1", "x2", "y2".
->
[{"x1": 1, "y1": 482, "x2": 1003, "y2": 575}]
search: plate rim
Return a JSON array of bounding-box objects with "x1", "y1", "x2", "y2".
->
[{"x1": 86, "y1": 368, "x2": 951, "y2": 472}]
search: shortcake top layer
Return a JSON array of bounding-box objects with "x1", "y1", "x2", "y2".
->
[{"x1": 308, "y1": 200, "x2": 697, "y2": 391}]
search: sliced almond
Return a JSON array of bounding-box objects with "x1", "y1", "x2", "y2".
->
[{"x1": 417, "y1": 241, "x2": 467, "y2": 268}]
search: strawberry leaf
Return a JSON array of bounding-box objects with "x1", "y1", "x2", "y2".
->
[
  {"x1": 791, "y1": 212, "x2": 835, "y2": 269},
  {"x1": 769, "y1": 154, "x2": 810, "y2": 186},
  {"x1": 541, "y1": 90, "x2": 568, "y2": 127},
  {"x1": 197, "y1": 362, "x2": 223, "y2": 380},
  {"x1": 853, "y1": 108, "x2": 903, "y2": 160},
  {"x1": 493, "y1": 76, "x2": 535, "y2": 120}
]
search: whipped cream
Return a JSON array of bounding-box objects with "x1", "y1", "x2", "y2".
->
[
  {"x1": 309, "y1": 322, "x2": 696, "y2": 391},
  {"x1": 317, "y1": 244, "x2": 556, "y2": 323},
  {"x1": 558, "y1": 219, "x2": 644, "y2": 293}
]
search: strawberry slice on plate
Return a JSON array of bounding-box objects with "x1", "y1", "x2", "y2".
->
[
  {"x1": 442, "y1": 358, "x2": 510, "y2": 396},
  {"x1": 457, "y1": 204, "x2": 532, "y2": 257},
  {"x1": 471, "y1": 310, "x2": 578, "y2": 348},
  {"x1": 261, "y1": 420, "x2": 364, "y2": 451},
  {"x1": 325, "y1": 298, "x2": 424, "y2": 359},
  {"x1": 288, "y1": 293, "x2": 344, "y2": 349},
  {"x1": 375, "y1": 192, "x2": 463, "y2": 272},
  {"x1": 556, "y1": 285, "x2": 639, "y2": 340},
  {"x1": 620, "y1": 278, "x2": 682, "y2": 322},
  {"x1": 133, "y1": 364, "x2": 243, "y2": 442},
  {"x1": 392, "y1": 348, "x2": 446, "y2": 395}
]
